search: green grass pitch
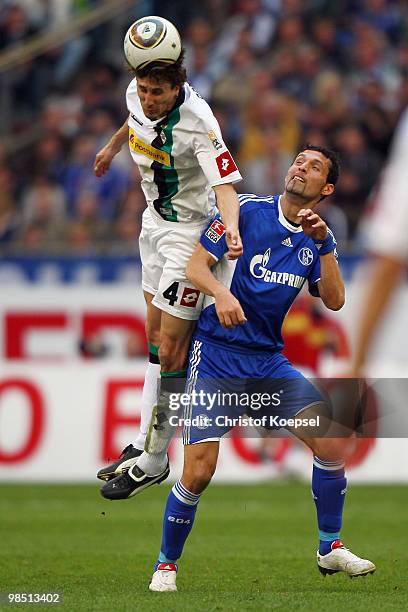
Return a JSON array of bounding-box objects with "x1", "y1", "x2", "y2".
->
[{"x1": 0, "y1": 482, "x2": 407, "y2": 611}]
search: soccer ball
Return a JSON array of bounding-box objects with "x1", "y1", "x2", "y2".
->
[{"x1": 124, "y1": 16, "x2": 182, "y2": 71}]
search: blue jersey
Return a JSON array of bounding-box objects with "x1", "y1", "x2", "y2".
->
[{"x1": 195, "y1": 194, "x2": 335, "y2": 352}]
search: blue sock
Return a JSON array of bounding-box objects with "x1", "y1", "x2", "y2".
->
[
  {"x1": 312, "y1": 456, "x2": 347, "y2": 556},
  {"x1": 157, "y1": 480, "x2": 201, "y2": 565}
]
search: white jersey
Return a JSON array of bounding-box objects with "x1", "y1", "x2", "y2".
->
[
  {"x1": 363, "y1": 108, "x2": 408, "y2": 260},
  {"x1": 126, "y1": 80, "x2": 242, "y2": 224}
]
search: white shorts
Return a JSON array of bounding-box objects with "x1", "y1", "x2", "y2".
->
[{"x1": 139, "y1": 209, "x2": 208, "y2": 320}]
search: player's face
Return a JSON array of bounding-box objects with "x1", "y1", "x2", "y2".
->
[
  {"x1": 284, "y1": 150, "x2": 334, "y2": 202},
  {"x1": 137, "y1": 77, "x2": 180, "y2": 120}
]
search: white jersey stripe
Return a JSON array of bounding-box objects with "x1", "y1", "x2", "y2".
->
[{"x1": 184, "y1": 340, "x2": 202, "y2": 445}]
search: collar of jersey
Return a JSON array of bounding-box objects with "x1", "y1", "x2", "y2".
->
[{"x1": 278, "y1": 196, "x2": 303, "y2": 233}]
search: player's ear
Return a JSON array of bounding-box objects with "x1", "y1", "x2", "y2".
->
[{"x1": 321, "y1": 183, "x2": 334, "y2": 197}]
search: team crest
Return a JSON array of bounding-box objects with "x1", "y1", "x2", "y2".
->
[{"x1": 298, "y1": 247, "x2": 314, "y2": 266}]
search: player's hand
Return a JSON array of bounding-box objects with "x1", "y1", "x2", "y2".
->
[
  {"x1": 225, "y1": 228, "x2": 243, "y2": 260},
  {"x1": 297, "y1": 209, "x2": 327, "y2": 240},
  {"x1": 214, "y1": 287, "x2": 247, "y2": 329},
  {"x1": 94, "y1": 144, "x2": 118, "y2": 177}
]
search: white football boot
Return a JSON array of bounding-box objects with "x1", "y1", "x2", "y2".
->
[
  {"x1": 149, "y1": 563, "x2": 178, "y2": 592},
  {"x1": 317, "y1": 540, "x2": 376, "y2": 578}
]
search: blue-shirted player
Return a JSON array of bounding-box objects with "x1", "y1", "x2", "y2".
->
[{"x1": 149, "y1": 146, "x2": 375, "y2": 592}]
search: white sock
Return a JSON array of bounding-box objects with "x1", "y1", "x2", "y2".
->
[
  {"x1": 136, "y1": 373, "x2": 186, "y2": 475},
  {"x1": 137, "y1": 450, "x2": 168, "y2": 476},
  {"x1": 134, "y1": 361, "x2": 161, "y2": 450},
  {"x1": 137, "y1": 395, "x2": 183, "y2": 475}
]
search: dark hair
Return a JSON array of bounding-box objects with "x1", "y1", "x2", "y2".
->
[
  {"x1": 298, "y1": 144, "x2": 340, "y2": 186},
  {"x1": 132, "y1": 48, "x2": 187, "y2": 88}
]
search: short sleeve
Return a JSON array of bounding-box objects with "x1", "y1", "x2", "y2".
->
[
  {"x1": 308, "y1": 255, "x2": 321, "y2": 297},
  {"x1": 200, "y1": 215, "x2": 229, "y2": 261},
  {"x1": 192, "y1": 116, "x2": 242, "y2": 187}
]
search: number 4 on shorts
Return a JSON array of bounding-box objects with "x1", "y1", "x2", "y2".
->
[{"x1": 163, "y1": 281, "x2": 179, "y2": 306}]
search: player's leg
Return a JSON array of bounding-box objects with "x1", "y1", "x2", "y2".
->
[
  {"x1": 100, "y1": 314, "x2": 197, "y2": 499},
  {"x1": 137, "y1": 311, "x2": 196, "y2": 475},
  {"x1": 98, "y1": 210, "x2": 163, "y2": 482},
  {"x1": 149, "y1": 441, "x2": 219, "y2": 592},
  {"x1": 101, "y1": 222, "x2": 205, "y2": 497},
  {"x1": 258, "y1": 353, "x2": 375, "y2": 577},
  {"x1": 133, "y1": 291, "x2": 162, "y2": 450},
  {"x1": 138, "y1": 220, "x2": 206, "y2": 476},
  {"x1": 150, "y1": 339, "x2": 243, "y2": 592},
  {"x1": 291, "y1": 406, "x2": 376, "y2": 577},
  {"x1": 97, "y1": 292, "x2": 162, "y2": 481},
  {"x1": 260, "y1": 352, "x2": 348, "y2": 562},
  {"x1": 136, "y1": 212, "x2": 165, "y2": 452},
  {"x1": 291, "y1": 415, "x2": 348, "y2": 555}
]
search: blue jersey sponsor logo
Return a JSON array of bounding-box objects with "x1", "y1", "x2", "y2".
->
[{"x1": 250, "y1": 248, "x2": 305, "y2": 288}]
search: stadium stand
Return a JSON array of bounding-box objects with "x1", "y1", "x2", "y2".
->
[{"x1": 0, "y1": 0, "x2": 407, "y2": 261}]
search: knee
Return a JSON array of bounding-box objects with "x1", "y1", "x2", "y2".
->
[
  {"x1": 182, "y1": 459, "x2": 217, "y2": 494},
  {"x1": 311, "y1": 438, "x2": 347, "y2": 462},
  {"x1": 158, "y1": 338, "x2": 174, "y2": 370},
  {"x1": 159, "y1": 335, "x2": 188, "y2": 371}
]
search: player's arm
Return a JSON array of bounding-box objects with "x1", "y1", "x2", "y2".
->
[
  {"x1": 191, "y1": 116, "x2": 243, "y2": 259},
  {"x1": 94, "y1": 116, "x2": 129, "y2": 177},
  {"x1": 351, "y1": 254, "x2": 404, "y2": 373},
  {"x1": 186, "y1": 244, "x2": 247, "y2": 329},
  {"x1": 212, "y1": 184, "x2": 243, "y2": 260},
  {"x1": 317, "y1": 252, "x2": 345, "y2": 311},
  {"x1": 298, "y1": 208, "x2": 345, "y2": 311}
]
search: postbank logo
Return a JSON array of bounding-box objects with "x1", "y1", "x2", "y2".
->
[{"x1": 129, "y1": 128, "x2": 171, "y2": 166}]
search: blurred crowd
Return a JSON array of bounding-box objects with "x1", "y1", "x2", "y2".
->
[{"x1": 1, "y1": 0, "x2": 408, "y2": 255}]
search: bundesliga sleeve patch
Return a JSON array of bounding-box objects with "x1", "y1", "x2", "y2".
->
[
  {"x1": 205, "y1": 219, "x2": 226, "y2": 243},
  {"x1": 208, "y1": 130, "x2": 223, "y2": 151},
  {"x1": 216, "y1": 151, "x2": 238, "y2": 178},
  {"x1": 180, "y1": 287, "x2": 200, "y2": 307}
]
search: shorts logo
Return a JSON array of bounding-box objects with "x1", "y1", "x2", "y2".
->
[
  {"x1": 181, "y1": 287, "x2": 200, "y2": 307},
  {"x1": 216, "y1": 151, "x2": 238, "y2": 178},
  {"x1": 205, "y1": 219, "x2": 225, "y2": 243},
  {"x1": 298, "y1": 247, "x2": 313, "y2": 266},
  {"x1": 208, "y1": 130, "x2": 223, "y2": 151}
]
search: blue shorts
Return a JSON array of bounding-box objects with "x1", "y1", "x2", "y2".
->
[{"x1": 182, "y1": 337, "x2": 324, "y2": 445}]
